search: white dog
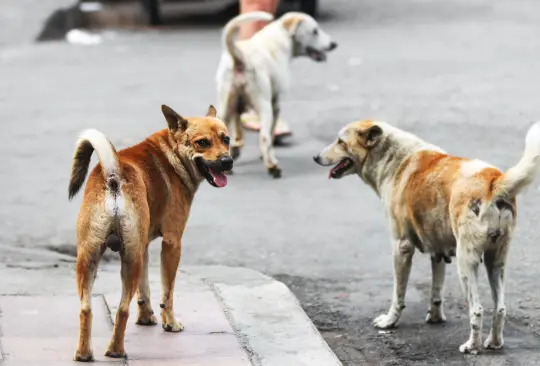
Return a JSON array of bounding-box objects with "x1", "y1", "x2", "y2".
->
[
  {"x1": 314, "y1": 119, "x2": 540, "y2": 354},
  {"x1": 215, "y1": 11, "x2": 337, "y2": 178}
]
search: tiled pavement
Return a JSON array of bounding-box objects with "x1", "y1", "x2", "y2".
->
[
  {"x1": 0, "y1": 293, "x2": 251, "y2": 365},
  {"x1": 0, "y1": 265, "x2": 343, "y2": 366}
]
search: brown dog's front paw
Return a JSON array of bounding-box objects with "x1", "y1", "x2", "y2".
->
[
  {"x1": 105, "y1": 349, "x2": 127, "y2": 359},
  {"x1": 162, "y1": 318, "x2": 184, "y2": 332},
  {"x1": 136, "y1": 314, "x2": 158, "y2": 326},
  {"x1": 74, "y1": 350, "x2": 94, "y2": 362},
  {"x1": 136, "y1": 304, "x2": 157, "y2": 326},
  {"x1": 105, "y1": 342, "x2": 126, "y2": 359},
  {"x1": 268, "y1": 166, "x2": 282, "y2": 179}
]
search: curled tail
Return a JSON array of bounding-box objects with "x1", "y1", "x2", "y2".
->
[
  {"x1": 496, "y1": 121, "x2": 540, "y2": 197},
  {"x1": 471, "y1": 122, "x2": 540, "y2": 243},
  {"x1": 68, "y1": 129, "x2": 121, "y2": 200},
  {"x1": 222, "y1": 11, "x2": 274, "y2": 67}
]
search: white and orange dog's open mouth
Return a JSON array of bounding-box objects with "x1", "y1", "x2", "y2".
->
[{"x1": 329, "y1": 158, "x2": 354, "y2": 179}]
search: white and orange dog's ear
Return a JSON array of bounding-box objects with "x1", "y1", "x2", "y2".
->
[{"x1": 358, "y1": 125, "x2": 383, "y2": 147}]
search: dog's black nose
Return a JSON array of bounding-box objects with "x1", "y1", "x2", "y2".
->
[
  {"x1": 329, "y1": 42, "x2": 338, "y2": 51},
  {"x1": 220, "y1": 156, "x2": 234, "y2": 171},
  {"x1": 313, "y1": 155, "x2": 321, "y2": 164}
]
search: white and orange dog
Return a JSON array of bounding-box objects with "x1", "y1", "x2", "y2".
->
[{"x1": 314, "y1": 119, "x2": 540, "y2": 354}]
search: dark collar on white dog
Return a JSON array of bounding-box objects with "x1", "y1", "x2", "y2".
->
[{"x1": 291, "y1": 34, "x2": 302, "y2": 57}]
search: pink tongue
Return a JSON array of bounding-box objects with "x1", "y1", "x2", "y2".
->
[
  {"x1": 209, "y1": 169, "x2": 228, "y2": 187},
  {"x1": 329, "y1": 161, "x2": 345, "y2": 179}
]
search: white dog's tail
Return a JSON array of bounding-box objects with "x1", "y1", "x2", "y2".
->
[
  {"x1": 68, "y1": 129, "x2": 121, "y2": 200},
  {"x1": 497, "y1": 121, "x2": 540, "y2": 197},
  {"x1": 222, "y1": 11, "x2": 274, "y2": 67}
]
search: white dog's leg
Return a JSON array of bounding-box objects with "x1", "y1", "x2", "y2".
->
[
  {"x1": 248, "y1": 76, "x2": 280, "y2": 177},
  {"x1": 259, "y1": 103, "x2": 279, "y2": 175},
  {"x1": 483, "y1": 247, "x2": 508, "y2": 350},
  {"x1": 253, "y1": 88, "x2": 280, "y2": 178},
  {"x1": 271, "y1": 96, "x2": 280, "y2": 132},
  {"x1": 425, "y1": 257, "x2": 446, "y2": 323},
  {"x1": 228, "y1": 111, "x2": 244, "y2": 161},
  {"x1": 457, "y1": 242, "x2": 484, "y2": 354},
  {"x1": 217, "y1": 86, "x2": 244, "y2": 161},
  {"x1": 373, "y1": 239, "x2": 415, "y2": 329},
  {"x1": 216, "y1": 85, "x2": 233, "y2": 131}
]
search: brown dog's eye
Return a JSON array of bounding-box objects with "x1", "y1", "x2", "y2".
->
[
  {"x1": 337, "y1": 138, "x2": 345, "y2": 145},
  {"x1": 222, "y1": 136, "x2": 230, "y2": 146},
  {"x1": 196, "y1": 138, "x2": 211, "y2": 148}
]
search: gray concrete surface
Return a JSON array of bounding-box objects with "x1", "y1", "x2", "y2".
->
[
  {"x1": 0, "y1": 264, "x2": 339, "y2": 365},
  {"x1": 2, "y1": 0, "x2": 540, "y2": 364}
]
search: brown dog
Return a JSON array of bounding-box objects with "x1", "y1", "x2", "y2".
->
[{"x1": 68, "y1": 104, "x2": 232, "y2": 361}]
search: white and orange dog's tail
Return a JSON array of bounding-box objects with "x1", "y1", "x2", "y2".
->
[{"x1": 498, "y1": 121, "x2": 540, "y2": 197}]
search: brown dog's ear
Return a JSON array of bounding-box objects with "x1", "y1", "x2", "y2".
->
[
  {"x1": 207, "y1": 105, "x2": 217, "y2": 117},
  {"x1": 359, "y1": 125, "x2": 383, "y2": 147},
  {"x1": 162, "y1": 104, "x2": 188, "y2": 133}
]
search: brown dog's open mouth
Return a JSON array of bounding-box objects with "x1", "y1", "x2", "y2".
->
[
  {"x1": 329, "y1": 158, "x2": 354, "y2": 179},
  {"x1": 306, "y1": 46, "x2": 326, "y2": 62},
  {"x1": 195, "y1": 158, "x2": 228, "y2": 188}
]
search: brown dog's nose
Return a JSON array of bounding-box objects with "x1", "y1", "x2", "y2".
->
[
  {"x1": 220, "y1": 156, "x2": 234, "y2": 171},
  {"x1": 329, "y1": 42, "x2": 338, "y2": 51},
  {"x1": 313, "y1": 155, "x2": 321, "y2": 164}
]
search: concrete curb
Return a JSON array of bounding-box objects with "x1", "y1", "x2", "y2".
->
[{"x1": 185, "y1": 266, "x2": 343, "y2": 366}]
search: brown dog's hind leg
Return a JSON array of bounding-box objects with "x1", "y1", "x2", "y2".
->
[
  {"x1": 159, "y1": 236, "x2": 184, "y2": 332},
  {"x1": 74, "y1": 239, "x2": 104, "y2": 362},
  {"x1": 105, "y1": 248, "x2": 143, "y2": 359},
  {"x1": 136, "y1": 247, "x2": 157, "y2": 326}
]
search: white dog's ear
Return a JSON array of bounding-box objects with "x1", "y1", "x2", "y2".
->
[
  {"x1": 282, "y1": 14, "x2": 304, "y2": 35},
  {"x1": 359, "y1": 125, "x2": 383, "y2": 147},
  {"x1": 162, "y1": 104, "x2": 188, "y2": 133}
]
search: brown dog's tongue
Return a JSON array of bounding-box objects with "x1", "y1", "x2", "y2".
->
[{"x1": 209, "y1": 169, "x2": 228, "y2": 187}]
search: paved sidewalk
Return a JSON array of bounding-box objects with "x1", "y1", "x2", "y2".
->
[{"x1": 0, "y1": 264, "x2": 342, "y2": 366}]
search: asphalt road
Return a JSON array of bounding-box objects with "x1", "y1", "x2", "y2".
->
[{"x1": 2, "y1": 0, "x2": 540, "y2": 365}]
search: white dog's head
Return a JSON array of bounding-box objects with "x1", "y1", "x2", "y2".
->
[{"x1": 281, "y1": 12, "x2": 337, "y2": 62}]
